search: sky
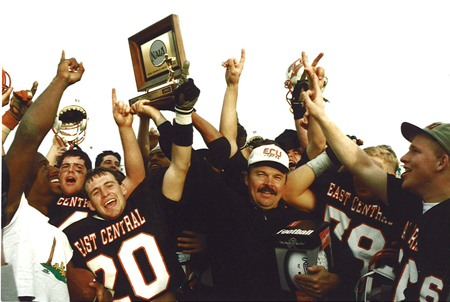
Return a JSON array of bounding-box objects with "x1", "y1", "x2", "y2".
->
[{"x1": 2, "y1": 0, "x2": 450, "y2": 169}]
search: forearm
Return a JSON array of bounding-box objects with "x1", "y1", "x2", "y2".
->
[
  {"x1": 137, "y1": 117, "x2": 150, "y2": 169},
  {"x1": 219, "y1": 84, "x2": 239, "y2": 157},
  {"x1": 306, "y1": 116, "x2": 326, "y2": 160},
  {"x1": 192, "y1": 111, "x2": 223, "y2": 144},
  {"x1": 46, "y1": 144, "x2": 59, "y2": 166},
  {"x1": 283, "y1": 164, "x2": 316, "y2": 205},
  {"x1": 14, "y1": 76, "x2": 68, "y2": 147},
  {"x1": 314, "y1": 112, "x2": 388, "y2": 202},
  {"x1": 119, "y1": 126, "x2": 145, "y2": 189},
  {"x1": 162, "y1": 122, "x2": 192, "y2": 202}
]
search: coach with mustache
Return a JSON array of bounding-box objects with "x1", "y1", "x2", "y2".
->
[{"x1": 215, "y1": 139, "x2": 340, "y2": 301}]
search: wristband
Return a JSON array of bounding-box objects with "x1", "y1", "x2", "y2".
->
[
  {"x1": 2, "y1": 110, "x2": 20, "y2": 130},
  {"x1": 175, "y1": 106, "x2": 193, "y2": 125},
  {"x1": 173, "y1": 122, "x2": 193, "y2": 147},
  {"x1": 306, "y1": 150, "x2": 336, "y2": 177}
]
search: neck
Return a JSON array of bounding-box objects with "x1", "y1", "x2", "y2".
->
[
  {"x1": 25, "y1": 192, "x2": 54, "y2": 216},
  {"x1": 421, "y1": 180, "x2": 450, "y2": 204}
]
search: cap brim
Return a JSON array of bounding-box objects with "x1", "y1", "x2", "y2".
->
[
  {"x1": 250, "y1": 161, "x2": 289, "y2": 174},
  {"x1": 401, "y1": 122, "x2": 427, "y2": 142}
]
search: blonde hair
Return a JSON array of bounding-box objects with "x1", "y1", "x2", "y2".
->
[{"x1": 363, "y1": 145, "x2": 399, "y2": 174}]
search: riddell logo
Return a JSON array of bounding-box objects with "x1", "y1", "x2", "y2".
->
[{"x1": 426, "y1": 123, "x2": 441, "y2": 131}]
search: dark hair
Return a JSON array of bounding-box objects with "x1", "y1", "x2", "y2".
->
[
  {"x1": 251, "y1": 139, "x2": 281, "y2": 150},
  {"x1": 275, "y1": 129, "x2": 301, "y2": 152},
  {"x1": 84, "y1": 167, "x2": 124, "y2": 194},
  {"x1": 95, "y1": 150, "x2": 121, "y2": 168},
  {"x1": 57, "y1": 149, "x2": 92, "y2": 170}
]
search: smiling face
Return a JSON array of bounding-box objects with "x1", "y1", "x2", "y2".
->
[
  {"x1": 400, "y1": 133, "x2": 442, "y2": 196},
  {"x1": 100, "y1": 155, "x2": 120, "y2": 171},
  {"x1": 147, "y1": 150, "x2": 170, "y2": 172},
  {"x1": 30, "y1": 153, "x2": 61, "y2": 197},
  {"x1": 85, "y1": 172, "x2": 127, "y2": 220},
  {"x1": 60, "y1": 156, "x2": 87, "y2": 196},
  {"x1": 286, "y1": 148, "x2": 302, "y2": 171},
  {"x1": 244, "y1": 165, "x2": 287, "y2": 210}
]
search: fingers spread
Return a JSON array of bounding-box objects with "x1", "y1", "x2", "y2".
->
[{"x1": 311, "y1": 52, "x2": 324, "y2": 67}]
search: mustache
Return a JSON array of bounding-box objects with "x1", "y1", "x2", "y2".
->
[{"x1": 257, "y1": 186, "x2": 277, "y2": 195}]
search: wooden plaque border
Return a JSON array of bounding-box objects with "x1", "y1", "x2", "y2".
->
[{"x1": 128, "y1": 14, "x2": 186, "y2": 92}]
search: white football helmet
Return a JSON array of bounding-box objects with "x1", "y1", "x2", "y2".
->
[{"x1": 52, "y1": 103, "x2": 88, "y2": 148}]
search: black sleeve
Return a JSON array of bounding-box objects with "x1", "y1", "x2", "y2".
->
[
  {"x1": 157, "y1": 120, "x2": 173, "y2": 160},
  {"x1": 296, "y1": 148, "x2": 310, "y2": 168},
  {"x1": 205, "y1": 136, "x2": 231, "y2": 170}
]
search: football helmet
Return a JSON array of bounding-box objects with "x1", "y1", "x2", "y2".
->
[
  {"x1": 52, "y1": 103, "x2": 88, "y2": 149},
  {"x1": 2, "y1": 68, "x2": 11, "y2": 94},
  {"x1": 355, "y1": 248, "x2": 397, "y2": 301},
  {"x1": 284, "y1": 249, "x2": 329, "y2": 292},
  {"x1": 284, "y1": 58, "x2": 329, "y2": 113}
]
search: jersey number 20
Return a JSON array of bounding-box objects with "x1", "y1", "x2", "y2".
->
[{"x1": 87, "y1": 233, "x2": 170, "y2": 301}]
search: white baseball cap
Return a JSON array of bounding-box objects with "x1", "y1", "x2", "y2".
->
[{"x1": 248, "y1": 144, "x2": 290, "y2": 174}]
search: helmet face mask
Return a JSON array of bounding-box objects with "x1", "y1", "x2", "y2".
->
[
  {"x1": 2, "y1": 69, "x2": 11, "y2": 94},
  {"x1": 52, "y1": 104, "x2": 88, "y2": 147}
]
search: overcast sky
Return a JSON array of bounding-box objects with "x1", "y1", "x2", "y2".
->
[{"x1": 2, "y1": 0, "x2": 450, "y2": 167}]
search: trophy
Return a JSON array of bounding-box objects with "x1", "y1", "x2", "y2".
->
[
  {"x1": 52, "y1": 101, "x2": 88, "y2": 149},
  {"x1": 128, "y1": 14, "x2": 186, "y2": 110}
]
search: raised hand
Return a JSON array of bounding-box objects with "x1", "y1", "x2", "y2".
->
[
  {"x1": 56, "y1": 50, "x2": 85, "y2": 86},
  {"x1": 299, "y1": 51, "x2": 326, "y2": 127},
  {"x1": 10, "y1": 81, "x2": 38, "y2": 119},
  {"x1": 112, "y1": 88, "x2": 133, "y2": 128},
  {"x1": 222, "y1": 49, "x2": 245, "y2": 86},
  {"x1": 174, "y1": 61, "x2": 200, "y2": 111}
]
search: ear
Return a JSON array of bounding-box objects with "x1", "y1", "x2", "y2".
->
[
  {"x1": 244, "y1": 172, "x2": 249, "y2": 186},
  {"x1": 437, "y1": 154, "x2": 450, "y2": 172},
  {"x1": 87, "y1": 200, "x2": 96, "y2": 212},
  {"x1": 120, "y1": 183, "x2": 127, "y2": 196}
]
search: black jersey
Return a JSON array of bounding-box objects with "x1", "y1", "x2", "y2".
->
[
  {"x1": 64, "y1": 172, "x2": 184, "y2": 301},
  {"x1": 387, "y1": 174, "x2": 450, "y2": 301},
  {"x1": 48, "y1": 193, "x2": 91, "y2": 230},
  {"x1": 311, "y1": 170, "x2": 396, "y2": 277}
]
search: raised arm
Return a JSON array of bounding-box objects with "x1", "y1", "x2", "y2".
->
[
  {"x1": 192, "y1": 111, "x2": 223, "y2": 145},
  {"x1": 219, "y1": 49, "x2": 245, "y2": 158},
  {"x1": 162, "y1": 61, "x2": 199, "y2": 201},
  {"x1": 112, "y1": 89, "x2": 145, "y2": 199},
  {"x1": 46, "y1": 134, "x2": 67, "y2": 166},
  {"x1": 5, "y1": 51, "x2": 84, "y2": 224},
  {"x1": 301, "y1": 51, "x2": 388, "y2": 203},
  {"x1": 2, "y1": 82, "x2": 38, "y2": 155}
]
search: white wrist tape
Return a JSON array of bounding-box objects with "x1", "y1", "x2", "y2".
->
[
  {"x1": 175, "y1": 111, "x2": 192, "y2": 125},
  {"x1": 306, "y1": 150, "x2": 334, "y2": 177},
  {"x1": 2, "y1": 124, "x2": 12, "y2": 137}
]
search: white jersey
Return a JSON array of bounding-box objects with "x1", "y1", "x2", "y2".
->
[{"x1": 2, "y1": 195, "x2": 73, "y2": 301}]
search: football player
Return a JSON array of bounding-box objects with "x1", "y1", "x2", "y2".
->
[
  {"x1": 300, "y1": 50, "x2": 450, "y2": 301},
  {"x1": 48, "y1": 89, "x2": 146, "y2": 230},
  {"x1": 64, "y1": 62, "x2": 199, "y2": 301},
  {"x1": 3, "y1": 51, "x2": 86, "y2": 301}
]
